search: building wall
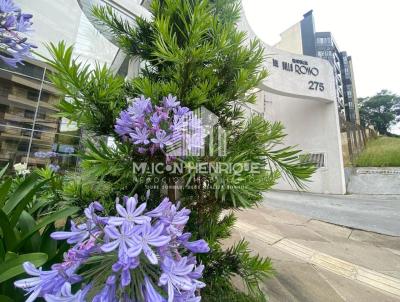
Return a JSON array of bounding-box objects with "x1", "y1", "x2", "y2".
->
[
  {"x1": 0, "y1": 0, "x2": 124, "y2": 171},
  {"x1": 0, "y1": 59, "x2": 68, "y2": 169},
  {"x1": 74, "y1": 0, "x2": 347, "y2": 194},
  {"x1": 300, "y1": 10, "x2": 317, "y2": 57},
  {"x1": 240, "y1": 8, "x2": 346, "y2": 194},
  {"x1": 263, "y1": 92, "x2": 345, "y2": 193},
  {"x1": 348, "y1": 57, "x2": 361, "y2": 125},
  {"x1": 18, "y1": 0, "x2": 118, "y2": 66},
  {"x1": 274, "y1": 23, "x2": 303, "y2": 55}
]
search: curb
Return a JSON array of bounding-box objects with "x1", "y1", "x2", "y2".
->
[{"x1": 235, "y1": 221, "x2": 400, "y2": 298}]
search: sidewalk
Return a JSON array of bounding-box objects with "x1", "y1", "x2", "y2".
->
[{"x1": 228, "y1": 205, "x2": 400, "y2": 301}]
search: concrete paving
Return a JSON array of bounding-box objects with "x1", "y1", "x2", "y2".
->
[
  {"x1": 227, "y1": 205, "x2": 400, "y2": 301},
  {"x1": 262, "y1": 190, "x2": 400, "y2": 236}
]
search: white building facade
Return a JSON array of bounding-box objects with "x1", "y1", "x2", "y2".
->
[
  {"x1": 13, "y1": 0, "x2": 346, "y2": 194},
  {"x1": 239, "y1": 12, "x2": 346, "y2": 194}
]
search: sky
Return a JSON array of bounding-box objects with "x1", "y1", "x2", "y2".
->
[{"x1": 242, "y1": 0, "x2": 400, "y2": 98}]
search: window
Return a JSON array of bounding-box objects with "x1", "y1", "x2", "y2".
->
[
  {"x1": 24, "y1": 110, "x2": 46, "y2": 120},
  {"x1": 27, "y1": 90, "x2": 40, "y2": 101},
  {"x1": 21, "y1": 123, "x2": 32, "y2": 137},
  {"x1": 0, "y1": 60, "x2": 45, "y2": 80},
  {"x1": 24, "y1": 110, "x2": 35, "y2": 119},
  {"x1": 316, "y1": 37, "x2": 331, "y2": 45},
  {"x1": 0, "y1": 83, "x2": 10, "y2": 97},
  {"x1": 17, "y1": 142, "x2": 29, "y2": 152},
  {"x1": 0, "y1": 104, "x2": 8, "y2": 120},
  {"x1": 40, "y1": 91, "x2": 50, "y2": 102}
]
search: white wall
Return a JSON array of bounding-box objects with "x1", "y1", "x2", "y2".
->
[
  {"x1": 263, "y1": 92, "x2": 345, "y2": 194},
  {"x1": 274, "y1": 22, "x2": 303, "y2": 55},
  {"x1": 240, "y1": 6, "x2": 346, "y2": 194},
  {"x1": 18, "y1": 0, "x2": 118, "y2": 66}
]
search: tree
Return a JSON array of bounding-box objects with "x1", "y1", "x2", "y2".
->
[
  {"x1": 359, "y1": 90, "x2": 400, "y2": 135},
  {"x1": 41, "y1": 0, "x2": 315, "y2": 300}
]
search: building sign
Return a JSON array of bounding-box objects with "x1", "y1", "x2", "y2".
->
[{"x1": 272, "y1": 58, "x2": 325, "y2": 92}]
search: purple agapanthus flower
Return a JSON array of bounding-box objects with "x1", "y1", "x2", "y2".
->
[
  {"x1": 44, "y1": 282, "x2": 91, "y2": 302},
  {"x1": 0, "y1": 0, "x2": 18, "y2": 13},
  {"x1": 0, "y1": 0, "x2": 35, "y2": 67},
  {"x1": 128, "y1": 223, "x2": 171, "y2": 264},
  {"x1": 128, "y1": 95, "x2": 152, "y2": 116},
  {"x1": 34, "y1": 151, "x2": 58, "y2": 158},
  {"x1": 93, "y1": 275, "x2": 117, "y2": 301},
  {"x1": 159, "y1": 256, "x2": 194, "y2": 302},
  {"x1": 15, "y1": 196, "x2": 208, "y2": 302},
  {"x1": 159, "y1": 204, "x2": 190, "y2": 237},
  {"x1": 163, "y1": 94, "x2": 180, "y2": 108},
  {"x1": 174, "y1": 106, "x2": 190, "y2": 116},
  {"x1": 151, "y1": 130, "x2": 172, "y2": 149},
  {"x1": 48, "y1": 163, "x2": 60, "y2": 173},
  {"x1": 178, "y1": 233, "x2": 211, "y2": 253},
  {"x1": 113, "y1": 257, "x2": 140, "y2": 287},
  {"x1": 115, "y1": 110, "x2": 135, "y2": 138},
  {"x1": 108, "y1": 196, "x2": 150, "y2": 227},
  {"x1": 115, "y1": 95, "x2": 204, "y2": 158},
  {"x1": 101, "y1": 224, "x2": 137, "y2": 260},
  {"x1": 130, "y1": 127, "x2": 150, "y2": 145},
  {"x1": 143, "y1": 276, "x2": 166, "y2": 302},
  {"x1": 51, "y1": 221, "x2": 89, "y2": 244},
  {"x1": 14, "y1": 262, "x2": 81, "y2": 302}
]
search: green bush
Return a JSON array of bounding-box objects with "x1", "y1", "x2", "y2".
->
[{"x1": 0, "y1": 165, "x2": 79, "y2": 301}]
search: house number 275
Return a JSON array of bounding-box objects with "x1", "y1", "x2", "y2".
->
[{"x1": 308, "y1": 81, "x2": 324, "y2": 91}]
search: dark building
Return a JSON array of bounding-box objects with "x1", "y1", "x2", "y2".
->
[
  {"x1": 0, "y1": 58, "x2": 80, "y2": 171},
  {"x1": 275, "y1": 10, "x2": 359, "y2": 125}
]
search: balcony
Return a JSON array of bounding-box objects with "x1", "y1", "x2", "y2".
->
[
  {"x1": 3, "y1": 113, "x2": 59, "y2": 129},
  {"x1": 0, "y1": 94, "x2": 58, "y2": 113}
]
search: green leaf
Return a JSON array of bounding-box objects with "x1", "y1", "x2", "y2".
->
[
  {"x1": 16, "y1": 207, "x2": 79, "y2": 249},
  {"x1": 0, "y1": 178, "x2": 12, "y2": 209},
  {"x1": 0, "y1": 295, "x2": 13, "y2": 302},
  {"x1": 4, "y1": 175, "x2": 48, "y2": 227},
  {"x1": 4, "y1": 251, "x2": 18, "y2": 262},
  {"x1": 0, "y1": 241, "x2": 5, "y2": 262},
  {"x1": 18, "y1": 211, "x2": 41, "y2": 252},
  {"x1": 0, "y1": 252, "x2": 48, "y2": 283},
  {"x1": 0, "y1": 164, "x2": 9, "y2": 179},
  {"x1": 0, "y1": 210, "x2": 17, "y2": 251},
  {"x1": 2, "y1": 173, "x2": 42, "y2": 215},
  {"x1": 40, "y1": 224, "x2": 57, "y2": 260}
]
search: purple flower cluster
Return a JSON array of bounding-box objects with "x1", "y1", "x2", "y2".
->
[
  {"x1": 0, "y1": 0, "x2": 35, "y2": 67},
  {"x1": 15, "y1": 195, "x2": 209, "y2": 302},
  {"x1": 34, "y1": 151, "x2": 58, "y2": 159},
  {"x1": 115, "y1": 95, "x2": 205, "y2": 157}
]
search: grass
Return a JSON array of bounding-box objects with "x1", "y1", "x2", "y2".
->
[{"x1": 355, "y1": 136, "x2": 400, "y2": 167}]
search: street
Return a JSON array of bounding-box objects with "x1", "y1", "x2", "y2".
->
[{"x1": 263, "y1": 191, "x2": 400, "y2": 236}]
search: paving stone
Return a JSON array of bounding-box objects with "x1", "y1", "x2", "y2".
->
[
  {"x1": 292, "y1": 240, "x2": 400, "y2": 273},
  {"x1": 271, "y1": 223, "x2": 329, "y2": 242},
  {"x1": 258, "y1": 207, "x2": 310, "y2": 226},
  {"x1": 316, "y1": 268, "x2": 400, "y2": 302},
  {"x1": 263, "y1": 261, "x2": 345, "y2": 302},
  {"x1": 306, "y1": 220, "x2": 352, "y2": 241}
]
